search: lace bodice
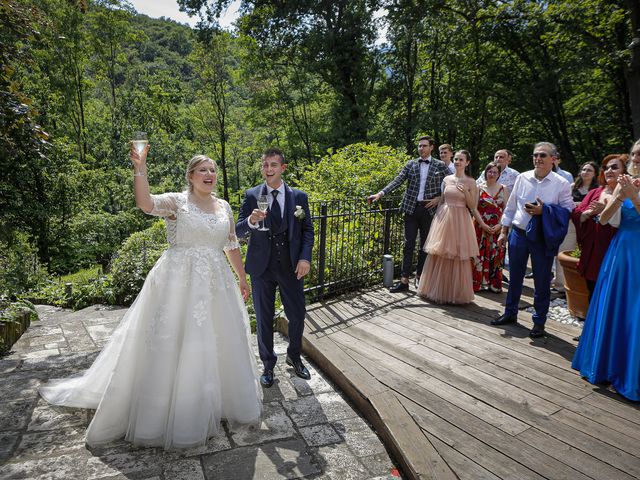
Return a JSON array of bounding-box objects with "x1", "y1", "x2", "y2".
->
[{"x1": 149, "y1": 192, "x2": 239, "y2": 251}]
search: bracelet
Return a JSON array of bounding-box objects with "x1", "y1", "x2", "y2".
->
[{"x1": 133, "y1": 171, "x2": 146, "y2": 177}]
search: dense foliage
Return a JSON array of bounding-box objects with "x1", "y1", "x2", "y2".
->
[{"x1": 2, "y1": 0, "x2": 638, "y2": 299}]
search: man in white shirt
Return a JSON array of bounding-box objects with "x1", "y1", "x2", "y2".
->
[
  {"x1": 439, "y1": 144, "x2": 456, "y2": 175},
  {"x1": 477, "y1": 149, "x2": 519, "y2": 191},
  {"x1": 491, "y1": 142, "x2": 574, "y2": 338}
]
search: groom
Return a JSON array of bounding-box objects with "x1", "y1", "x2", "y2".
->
[{"x1": 236, "y1": 147, "x2": 314, "y2": 388}]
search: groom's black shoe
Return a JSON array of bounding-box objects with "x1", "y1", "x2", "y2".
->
[
  {"x1": 389, "y1": 281, "x2": 409, "y2": 293},
  {"x1": 286, "y1": 355, "x2": 311, "y2": 380},
  {"x1": 260, "y1": 369, "x2": 274, "y2": 388},
  {"x1": 490, "y1": 313, "x2": 518, "y2": 326}
]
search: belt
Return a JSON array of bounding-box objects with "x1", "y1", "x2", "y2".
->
[{"x1": 512, "y1": 226, "x2": 526, "y2": 234}]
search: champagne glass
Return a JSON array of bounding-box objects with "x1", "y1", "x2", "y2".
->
[
  {"x1": 131, "y1": 131, "x2": 148, "y2": 157},
  {"x1": 257, "y1": 194, "x2": 269, "y2": 231}
]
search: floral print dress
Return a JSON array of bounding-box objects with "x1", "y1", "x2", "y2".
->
[{"x1": 473, "y1": 185, "x2": 507, "y2": 292}]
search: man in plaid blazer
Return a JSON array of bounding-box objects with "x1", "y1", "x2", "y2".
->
[{"x1": 368, "y1": 136, "x2": 449, "y2": 292}]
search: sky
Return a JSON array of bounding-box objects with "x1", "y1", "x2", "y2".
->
[{"x1": 127, "y1": 0, "x2": 240, "y2": 29}]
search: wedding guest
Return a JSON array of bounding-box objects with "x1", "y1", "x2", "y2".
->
[
  {"x1": 476, "y1": 149, "x2": 519, "y2": 191},
  {"x1": 552, "y1": 162, "x2": 598, "y2": 293},
  {"x1": 439, "y1": 143, "x2": 456, "y2": 174},
  {"x1": 40, "y1": 149, "x2": 262, "y2": 449},
  {"x1": 572, "y1": 170, "x2": 640, "y2": 401},
  {"x1": 553, "y1": 156, "x2": 574, "y2": 183},
  {"x1": 571, "y1": 162, "x2": 599, "y2": 202},
  {"x1": 417, "y1": 150, "x2": 480, "y2": 304},
  {"x1": 236, "y1": 148, "x2": 314, "y2": 388},
  {"x1": 571, "y1": 155, "x2": 625, "y2": 300},
  {"x1": 473, "y1": 161, "x2": 509, "y2": 293},
  {"x1": 368, "y1": 136, "x2": 449, "y2": 291},
  {"x1": 491, "y1": 142, "x2": 574, "y2": 338}
]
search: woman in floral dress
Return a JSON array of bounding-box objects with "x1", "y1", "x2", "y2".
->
[{"x1": 473, "y1": 162, "x2": 509, "y2": 292}]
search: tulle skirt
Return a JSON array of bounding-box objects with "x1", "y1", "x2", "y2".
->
[
  {"x1": 39, "y1": 246, "x2": 262, "y2": 449},
  {"x1": 417, "y1": 204, "x2": 479, "y2": 304}
]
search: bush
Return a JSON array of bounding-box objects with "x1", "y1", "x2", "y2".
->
[
  {"x1": 110, "y1": 220, "x2": 168, "y2": 305},
  {"x1": 0, "y1": 232, "x2": 48, "y2": 297},
  {"x1": 26, "y1": 266, "x2": 115, "y2": 310},
  {"x1": 49, "y1": 210, "x2": 150, "y2": 274},
  {"x1": 297, "y1": 142, "x2": 409, "y2": 200}
]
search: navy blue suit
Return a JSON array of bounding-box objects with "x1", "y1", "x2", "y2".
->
[{"x1": 236, "y1": 183, "x2": 314, "y2": 370}]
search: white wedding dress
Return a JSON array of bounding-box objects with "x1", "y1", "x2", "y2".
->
[{"x1": 39, "y1": 192, "x2": 262, "y2": 449}]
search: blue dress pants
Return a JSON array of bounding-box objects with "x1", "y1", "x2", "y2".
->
[{"x1": 504, "y1": 227, "x2": 555, "y2": 325}]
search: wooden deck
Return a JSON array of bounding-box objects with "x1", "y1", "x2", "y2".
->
[{"x1": 277, "y1": 284, "x2": 640, "y2": 480}]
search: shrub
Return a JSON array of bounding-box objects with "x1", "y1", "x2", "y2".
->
[
  {"x1": 49, "y1": 210, "x2": 150, "y2": 274},
  {"x1": 25, "y1": 266, "x2": 115, "y2": 310},
  {"x1": 110, "y1": 220, "x2": 168, "y2": 304},
  {"x1": 297, "y1": 142, "x2": 409, "y2": 201},
  {"x1": 0, "y1": 232, "x2": 48, "y2": 296}
]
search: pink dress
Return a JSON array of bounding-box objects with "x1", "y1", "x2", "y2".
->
[{"x1": 417, "y1": 181, "x2": 479, "y2": 304}]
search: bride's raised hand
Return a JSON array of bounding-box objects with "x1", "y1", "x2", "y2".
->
[{"x1": 130, "y1": 142, "x2": 150, "y2": 171}]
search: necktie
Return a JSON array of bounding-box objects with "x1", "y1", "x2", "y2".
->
[
  {"x1": 418, "y1": 158, "x2": 429, "y2": 164},
  {"x1": 271, "y1": 190, "x2": 282, "y2": 228}
]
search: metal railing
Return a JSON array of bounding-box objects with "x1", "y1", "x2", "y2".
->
[{"x1": 303, "y1": 197, "x2": 404, "y2": 302}]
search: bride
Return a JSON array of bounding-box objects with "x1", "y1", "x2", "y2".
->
[{"x1": 39, "y1": 146, "x2": 262, "y2": 449}]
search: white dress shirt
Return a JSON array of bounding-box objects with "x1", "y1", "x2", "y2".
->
[
  {"x1": 248, "y1": 182, "x2": 285, "y2": 228},
  {"x1": 417, "y1": 156, "x2": 432, "y2": 201},
  {"x1": 477, "y1": 166, "x2": 520, "y2": 192},
  {"x1": 501, "y1": 170, "x2": 574, "y2": 230}
]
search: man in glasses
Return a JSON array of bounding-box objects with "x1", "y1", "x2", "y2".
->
[
  {"x1": 368, "y1": 136, "x2": 449, "y2": 292},
  {"x1": 491, "y1": 142, "x2": 574, "y2": 338}
]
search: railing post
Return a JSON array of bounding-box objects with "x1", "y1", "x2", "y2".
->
[
  {"x1": 383, "y1": 200, "x2": 392, "y2": 255},
  {"x1": 317, "y1": 203, "x2": 328, "y2": 301}
]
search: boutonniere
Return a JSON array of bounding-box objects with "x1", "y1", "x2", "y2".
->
[{"x1": 294, "y1": 205, "x2": 306, "y2": 221}]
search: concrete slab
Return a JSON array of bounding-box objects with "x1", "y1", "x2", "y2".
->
[{"x1": 0, "y1": 305, "x2": 400, "y2": 479}]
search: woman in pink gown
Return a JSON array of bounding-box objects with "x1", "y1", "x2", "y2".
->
[{"x1": 417, "y1": 150, "x2": 481, "y2": 304}]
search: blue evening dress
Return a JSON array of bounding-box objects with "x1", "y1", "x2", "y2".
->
[{"x1": 571, "y1": 198, "x2": 640, "y2": 401}]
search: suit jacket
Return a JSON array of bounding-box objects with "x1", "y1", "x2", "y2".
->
[
  {"x1": 236, "y1": 183, "x2": 314, "y2": 277},
  {"x1": 526, "y1": 203, "x2": 571, "y2": 257},
  {"x1": 382, "y1": 158, "x2": 449, "y2": 214}
]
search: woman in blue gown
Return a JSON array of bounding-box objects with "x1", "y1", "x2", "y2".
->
[{"x1": 572, "y1": 172, "x2": 640, "y2": 401}]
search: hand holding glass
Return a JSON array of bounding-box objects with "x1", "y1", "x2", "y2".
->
[
  {"x1": 257, "y1": 195, "x2": 269, "y2": 231},
  {"x1": 132, "y1": 131, "x2": 148, "y2": 156}
]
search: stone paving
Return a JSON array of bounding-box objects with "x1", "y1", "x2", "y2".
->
[{"x1": 0, "y1": 305, "x2": 401, "y2": 480}]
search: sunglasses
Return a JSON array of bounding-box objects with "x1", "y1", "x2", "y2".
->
[
  {"x1": 532, "y1": 152, "x2": 549, "y2": 159},
  {"x1": 603, "y1": 164, "x2": 620, "y2": 171}
]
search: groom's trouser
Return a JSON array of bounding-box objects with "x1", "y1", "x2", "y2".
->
[
  {"x1": 401, "y1": 203, "x2": 433, "y2": 278},
  {"x1": 251, "y1": 234, "x2": 306, "y2": 371},
  {"x1": 504, "y1": 227, "x2": 554, "y2": 325}
]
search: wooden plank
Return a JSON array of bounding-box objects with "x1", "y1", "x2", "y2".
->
[
  {"x1": 515, "y1": 427, "x2": 637, "y2": 480},
  {"x1": 341, "y1": 318, "x2": 562, "y2": 417},
  {"x1": 335, "y1": 324, "x2": 640, "y2": 478},
  {"x1": 424, "y1": 431, "x2": 501, "y2": 480},
  {"x1": 276, "y1": 317, "x2": 456, "y2": 480},
  {"x1": 369, "y1": 390, "x2": 458, "y2": 480},
  {"x1": 581, "y1": 392, "x2": 640, "y2": 427},
  {"x1": 366, "y1": 310, "x2": 590, "y2": 399},
  {"x1": 396, "y1": 395, "x2": 566, "y2": 480},
  {"x1": 332, "y1": 329, "x2": 531, "y2": 436},
  {"x1": 551, "y1": 409, "x2": 640, "y2": 457}
]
